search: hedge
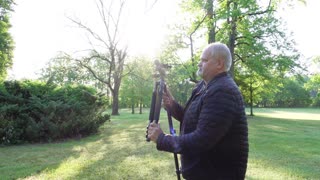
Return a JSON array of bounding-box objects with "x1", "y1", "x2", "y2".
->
[{"x1": 0, "y1": 80, "x2": 109, "y2": 145}]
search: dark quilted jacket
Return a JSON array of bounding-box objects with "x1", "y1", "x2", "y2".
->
[{"x1": 157, "y1": 72, "x2": 249, "y2": 180}]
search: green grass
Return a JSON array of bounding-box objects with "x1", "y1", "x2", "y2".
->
[
  {"x1": 246, "y1": 108, "x2": 320, "y2": 180},
  {"x1": 0, "y1": 108, "x2": 319, "y2": 179}
]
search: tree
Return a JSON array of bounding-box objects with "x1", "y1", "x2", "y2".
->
[
  {"x1": 165, "y1": 62, "x2": 195, "y2": 105},
  {"x1": 67, "y1": 0, "x2": 127, "y2": 115},
  {"x1": 0, "y1": 0, "x2": 15, "y2": 81},
  {"x1": 39, "y1": 52, "x2": 109, "y2": 95},
  {"x1": 39, "y1": 53, "x2": 89, "y2": 86},
  {"x1": 237, "y1": 69, "x2": 266, "y2": 115},
  {"x1": 273, "y1": 76, "x2": 310, "y2": 107},
  {"x1": 304, "y1": 74, "x2": 320, "y2": 107},
  {"x1": 165, "y1": 0, "x2": 304, "y2": 113},
  {"x1": 120, "y1": 57, "x2": 153, "y2": 114}
]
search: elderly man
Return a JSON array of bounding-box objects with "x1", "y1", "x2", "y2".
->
[{"x1": 147, "y1": 42, "x2": 249, "y2": 180}]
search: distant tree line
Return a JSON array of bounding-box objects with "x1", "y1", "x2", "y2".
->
[{"x1": 37, "y1": 53, "x2": 319, "y2": 110}]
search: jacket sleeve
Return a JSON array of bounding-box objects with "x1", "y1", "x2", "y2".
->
[
  {"x1": 157, "y1": 88, "x2": 235, "y2": 155},
  {"x1": 166, "y1": 100, "x2": 184, "y2": 122},
  {"x1": 167, "y1": 81, "x2": 204, "y2": 123}
]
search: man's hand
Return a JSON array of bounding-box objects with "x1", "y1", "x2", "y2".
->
[
  {"x1": 163, "y1": 86, "x2": 174, "y2": 109},
  {"x1": 147, "y1": 120, "x2": 164, "y2": 143}
]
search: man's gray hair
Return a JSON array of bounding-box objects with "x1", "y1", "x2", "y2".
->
[{"x1": 207, "y1": 42, "x2": 232, "y2": 71}]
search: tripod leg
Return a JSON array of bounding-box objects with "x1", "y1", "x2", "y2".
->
[
  {"x1": 147, "y1": 82, "x2": 158, "y2": 141},
  {"x1": 173, "y1": 153, "x2": 181, "y2": 180},
  {"x1": 166, "y1": 108, "x2": 181, "y2": 180}
]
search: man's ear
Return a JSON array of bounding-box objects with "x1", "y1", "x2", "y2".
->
[{"x1": 217, "y1": 58, "x2": 224, "y2": 69}]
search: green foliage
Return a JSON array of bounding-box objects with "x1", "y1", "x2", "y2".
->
[
  {"x1": 119, "y1": 56, "x2": 198, "y2": 111},
  {"x1": 165, "y1": 62, "x2": 196, "y2": 104},
  {"x1": 163, "y1": 0, "x2": 306, "y2": 110},
  {"x1": 39, "y1": 53, "x2": 108, "y2": 92},
  {"x1": 304, "y1": 74, "x2": 320, "y2": 106},
  {"x1": 0, "y1": 0, "x2": 15, "y2": 81},
  {"x1": 248, "y1": 76, "x2": 311, "y2": 108},
  {"x1": 220, "y1": 0, "x2": 301, "y2": 77},
  {"x1": 273, "y1": 77, "x2": 311, "y2": 107},
  {"x1": 0, "y1": 80, "x2": 109, "y2": 145},
  {"x1": 120, "y1": 57, "x2": 153, "y2": 112}
]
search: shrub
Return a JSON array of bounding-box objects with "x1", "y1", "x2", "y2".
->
[{"x1": 0, "y1": 80, "x2": 109, "y2": 145}]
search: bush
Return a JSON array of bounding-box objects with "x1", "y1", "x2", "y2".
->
[{"x1": 0, "y1": 80, "x2": 109, "y2": 145}]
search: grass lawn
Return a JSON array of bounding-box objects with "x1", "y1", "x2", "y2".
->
[{"x1": 0, "y1": 108, "x2": 319, "y2": 179}]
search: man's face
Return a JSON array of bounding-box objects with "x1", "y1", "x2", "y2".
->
[{"x1": 197, "y1": 47, "x2": 221, "y2": 83}]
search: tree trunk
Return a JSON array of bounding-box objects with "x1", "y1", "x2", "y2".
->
[
  {"x1": 111, "y1": 56, "x2": 124, "y2": 116},
  {"x1": 111, "y1": 80, "x2": 121, "y2": 115},
  {"x1": 207, "y1": 0, "x2": 216, "y2": 43},
  {"x1": 131, "y1": 103, "x2": 135, "y2": 114},
  {"x1": 139, "y1": 99, "x2": 142, "y2": 114},
  {"x1": 189, "y1": 36, "x2": 198, "y2": 83},
  {"x1": 227, "y1": 1, "x2": 238, "y2": 78},
  {"x1": 249, "y1": 81, "x2": 254, "y2": 116},
  {"x1": 112, "y1": 91, "x2": 120, "y2": 115}
]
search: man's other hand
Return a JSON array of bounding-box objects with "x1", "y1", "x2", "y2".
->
[{"x1": 147, "y1": 120, "x2": 163, "y2": 143}]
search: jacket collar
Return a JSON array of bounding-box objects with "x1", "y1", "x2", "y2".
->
[{"x1": 206, "y1": 72, "x2": 229, "y2": 88}]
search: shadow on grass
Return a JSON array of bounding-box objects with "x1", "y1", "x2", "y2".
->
[
  {"x1": 67, "y1": 118, "x2": 178, "y2": 179},
  {"x1": 66, "y1": 110, "x2": 320, "y2": 179},
  {"x1": 0, "y1": 121, "x2": 116, "y2": 180},
  {"x1": 2, "y1": 108, "x2": 319, "y2": 179},
  {"x1": 0, "y1": 111, "x2": 177, "y2": 180},
  {"x1": 247, "y1": 115, "x2": 320, "y2": 179}
]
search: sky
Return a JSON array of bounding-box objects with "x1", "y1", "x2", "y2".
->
[
  {"x1": 7, "y1": 0, "x2": 320, "y2": 79},
  {"x1": 8, "y1": 0, "x2": 179, "y2": 79},
  {"x1": 279, "y1": 0, "x2": 320, "y2": 58}
]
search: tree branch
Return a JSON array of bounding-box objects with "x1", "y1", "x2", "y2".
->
[
  {"x1": 234, "y1": 53, "x2": 245, "y2": 63},
  {"x1": 67, "y1": 16, "x2": 110, "y2": 49},
  {"x1": 246, "y1": 0, "x2": 274, "y2": 16}
]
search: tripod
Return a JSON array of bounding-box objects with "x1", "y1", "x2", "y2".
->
[{"x1": 146, "y1": 60, "x2": 181, "y2": 180}]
